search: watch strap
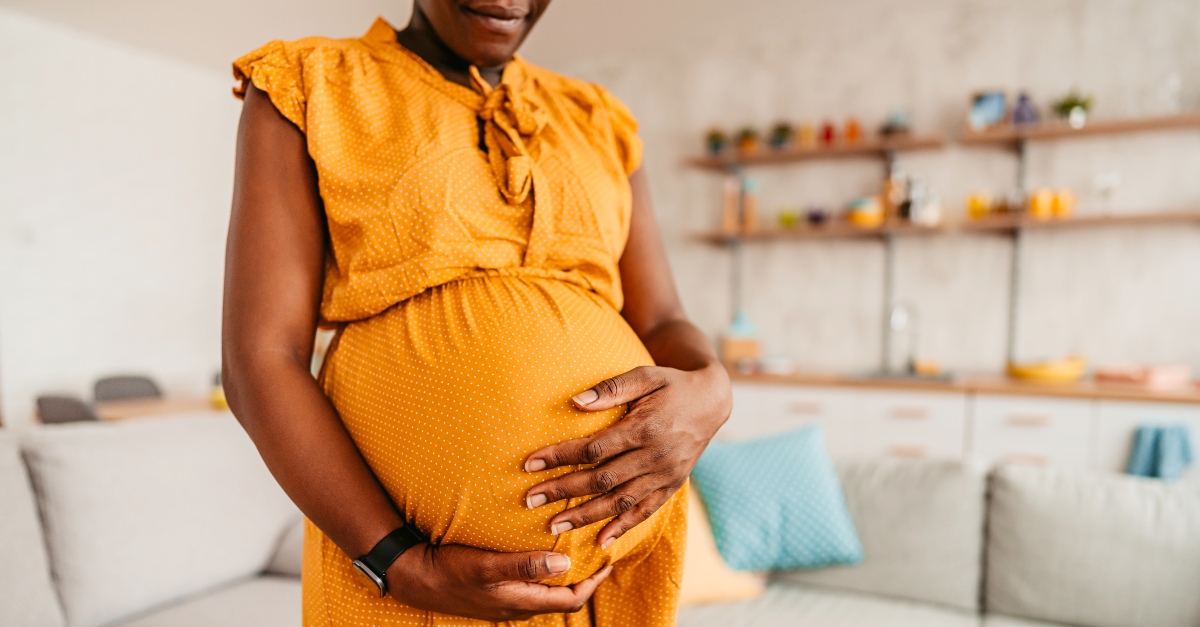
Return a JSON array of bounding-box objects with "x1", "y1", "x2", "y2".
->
[{"x1": 357, "y1": 524, "x2": 428, "y2": 593}]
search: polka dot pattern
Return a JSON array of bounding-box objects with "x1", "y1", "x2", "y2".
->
[
  {"x1": 232, "y1": 16, "x2": 683, "y2": 627},
  {"x1": 690, "y1": 426, "x2": 863, "y2": 572}
]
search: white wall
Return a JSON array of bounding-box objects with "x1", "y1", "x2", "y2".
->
[
  {"x1": 522, "y1": 0, "x2": 1200, "y2": 374},
  {"x1": 0, "y1": 8, "x2": 240, "y2": 427}
]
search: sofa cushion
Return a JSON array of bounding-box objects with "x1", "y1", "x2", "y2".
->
[
  {"x1": 22, "y1": 415, "x2": 299, "y2": 627},
  {"x1": 690, "y1": 426, "x2": 863, "y2": 571},
  {"x1": 679, "y1": 484, "x2": 767, "y2": 606},
  {"x1": 987, "y1": 465, "x2": 1200, "y2": 627},
  {"x1": 0, "y1": 431, "x2": 65, "y2": 627},
  {"x1": 115, "y1": 576, "x2": 300, "y2": 627},
  {"x1": 779, "y1": 458, "x2": 986, "y2": 612},
  {"x1": 678, "y1": 580, "x2": 980, "y2": 627}
]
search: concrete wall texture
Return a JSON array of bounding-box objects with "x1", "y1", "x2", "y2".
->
[{"x1": 1, "y1": 0, "x2": 1198, "y2": 425}]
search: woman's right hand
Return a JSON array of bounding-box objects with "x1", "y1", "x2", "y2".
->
[{"x1": 387, "y1": 543, "x2": 611, "y2": 620}]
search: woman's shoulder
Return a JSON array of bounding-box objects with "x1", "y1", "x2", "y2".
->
[
  {"x1": 233, "y1": 34, "x2": 373, "y2": 80},
  {"x1": 232, "y1": 34, "x2": 380, "y2": 131}
]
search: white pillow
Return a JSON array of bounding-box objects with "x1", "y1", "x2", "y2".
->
[
  {"x1": 779, "y1": 458, "x2": 987, "y2": 612},
  {"x1": 0, "y1": 431, "x2": 65, "y2": 627},
  {"x1": 987, "y1": 465, "x2": 1200, "y2": 627},
  {"x1": 22, "y1": 415, "x2": 298, "y2": 627}
]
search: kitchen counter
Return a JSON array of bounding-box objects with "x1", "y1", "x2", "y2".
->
[{"x1": 731, "y1": 371, "x2": 1200, "y2": 405}]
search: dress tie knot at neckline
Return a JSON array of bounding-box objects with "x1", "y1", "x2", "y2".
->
[{"x1": 470, "y1": 66, "x2": 548, "y2": 205}]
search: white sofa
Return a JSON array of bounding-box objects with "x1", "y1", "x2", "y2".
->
[
  {"x1": 2, "y1": 416, "x2": 302, "y2": 627},
  {"x1": 3, "y1": 415, "x2": 1199, "y2": 627}
]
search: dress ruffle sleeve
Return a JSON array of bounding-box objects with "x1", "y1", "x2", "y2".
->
[
  {"x1": 594, "y1": 86, "x2": 644, "y2": 176},
  {"x1": 232, "y1": 41, "x2": 308, "y2": 133}
]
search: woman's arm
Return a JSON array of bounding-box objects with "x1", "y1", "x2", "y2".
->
[
  {"x1": 522, "y1": 168, "x2": 732, "y2": 548},
  {"x1": 223, "y1": 85, "x2": 608, "y2": 620}
]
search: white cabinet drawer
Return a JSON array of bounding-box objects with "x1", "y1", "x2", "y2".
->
[
  {"x1": 854, "y1": 390, "x2": 968, "y2": 459},
  {"x1": 1093, "y1": 401, "x2": 1200, "y2": 473},
  {"x1": 722, "y1": 383, "x2": 857, "y2": 455},
  {"x1": 970, "y1": 395, "x2": 1095, "y2": 469}
]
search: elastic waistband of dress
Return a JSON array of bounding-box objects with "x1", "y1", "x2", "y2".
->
[{"x1": 456, "y1": 267, "x2": 591, "y2": 288}]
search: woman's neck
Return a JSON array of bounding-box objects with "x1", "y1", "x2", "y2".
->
[{"x1": 395, "y1": 8, "x2": 504, "y2": 89}]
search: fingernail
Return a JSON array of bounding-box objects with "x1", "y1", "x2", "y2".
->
[
  {"x1": 551, "y1": 521, "x2": 574, "y2": 535},
  {"x1": 600, "y1": 538, "x2": 614, "y2": 550},
  {"x1": 525, "y1": 459, "x2": 547, "y2": 472},
  {"x1": 572, "y1": 389, "x2": 599, "y2": 406},
  {"x1": 526, "y1": 493, "x2": 548, "y2": 509},
  {"x1": 546, "y1": 553, "x2": 570, "y2": 574}
]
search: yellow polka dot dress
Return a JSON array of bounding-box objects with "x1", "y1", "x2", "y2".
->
[{"x1": 233, "y1": 17, "x2": 687, "y2": 627}]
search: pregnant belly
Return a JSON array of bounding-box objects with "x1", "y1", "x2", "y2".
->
[{"x1": 321, "y1": 275, "x2": 659, "y2": 585}]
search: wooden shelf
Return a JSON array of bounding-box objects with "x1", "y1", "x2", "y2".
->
[
  {"x1": 731, "y1": 371, "x2": 1200, "y2": 405},
  {"x1": 961, "y1": 112, "x2": 1200, "y2": 147},
  {"x1": 959, "y1": 210, "x2": 1200, "y2": 233},
  {"x1": 686, "y1": 135, "x2": 945, "y2": 171},
  {"x1": 692, "y1": 210, "x2": 1200, "y2": 245}
]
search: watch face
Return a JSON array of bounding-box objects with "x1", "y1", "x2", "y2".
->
[{"x1": 352, "y1": 559, "x2": 387, "y2": 597}]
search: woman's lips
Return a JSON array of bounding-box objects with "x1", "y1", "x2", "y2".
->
[{"x1": 463, "y1": 6, "x2": 526, "y2": 35}]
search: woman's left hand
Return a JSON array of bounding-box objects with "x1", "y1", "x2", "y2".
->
[{"x1": 522, "y1": 363, "x2": 731, "y2": 548}]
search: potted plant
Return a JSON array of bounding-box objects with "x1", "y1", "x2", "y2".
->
[
  {"x1": 705, "y1": 128, "x2": 728, "y2": 155},
  {"x1": 1052, "y1": 89, "x2": 1094, "y2": 129},
  {"x1": 768, "y1": 122, "x2": 794, "y2": 150},
  {"x1": 736, "y1": 127, "x2": 760, "y2": 155}
]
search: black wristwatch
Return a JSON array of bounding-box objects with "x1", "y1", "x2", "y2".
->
[{"x1": 352, "y1": 524, "x2": 428, "y2": 597}]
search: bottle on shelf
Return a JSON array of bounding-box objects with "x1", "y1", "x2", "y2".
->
[
  {"x1": 881, "y1": 170, "x2": 907, "y2": 220},
  {"x1": 798, "y1": 123, "x2": 817, "y2": 148},
  {"x1": 741, "y1": 178, "x2": 761, "y2": 233},
  {"x1": 720, "y1": 310, "x2": 761, "y2": 372},
  {"x1": 820, "y1": 120, "x2": 837, "y2": 146},
  {"x1": 845, "y1": 116, "x2": 863, "y2": 144},
  {"x1": 720, "y1": 175, "x2": 741, "y2": 235}
]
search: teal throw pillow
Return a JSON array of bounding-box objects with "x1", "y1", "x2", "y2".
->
[{"x1": 690, "y1": 425, "x2": 863, "y2": 571}]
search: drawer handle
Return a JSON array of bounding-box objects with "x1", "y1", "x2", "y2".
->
[
  {"x1": 889, "y1": 445, "x2": 928, "y2": 458},
  {"x1": 889, "y1": 407, "x2": 930, "y2": 420},
  {"x1": 1004, "y1": 453, "x2": 1050, "y2": 466},
  {"x1": 1006, "y1": 414, "x2": 1052, "y2": 427},
  {"x1": 788, "y1": 402, "x2": 824, "y2": 415}
]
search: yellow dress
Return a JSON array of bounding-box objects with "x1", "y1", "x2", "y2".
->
[{"x1": 233, "y1": 17, "x2": 686, "y2": 627}]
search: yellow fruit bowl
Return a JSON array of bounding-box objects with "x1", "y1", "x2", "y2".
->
[{"x1": 1007, "y1": 357, "x2": 1087, "y2": 384}]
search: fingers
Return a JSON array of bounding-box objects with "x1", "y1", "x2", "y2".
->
[
  {"x1": 478, "y1": 550, "x2": 573, "y2": 583},
  {"x1": 524, "y1": 422, "x2": 637, "y2": 473},
  {"x1": 524, "y1": 454, "x2": 643, "y2": 510},
  {"x1": 543, "y1": 477, "x2": 658, "y2": 537},
  {"x1": 570, "y1": 366, "x2": 666, "y2": 412},
  {"x1": 494, "y1": 565, "x2": 613, "y2": 615},
  {"x1": 596, "y1": 488, "x2": 673, "y2": 548}
]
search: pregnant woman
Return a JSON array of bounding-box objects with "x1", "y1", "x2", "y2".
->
[{"x1": 222, "y1": 0, "x2": 731, "y2": 624}]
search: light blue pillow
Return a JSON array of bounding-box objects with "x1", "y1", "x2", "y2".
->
[{"x1": 690, "y1": 425, "x2": 863, "y2": 571}]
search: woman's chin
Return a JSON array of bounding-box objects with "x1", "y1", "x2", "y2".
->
[{"x1": 462, "y1": 40, "x2": 519, "y2": 68}]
